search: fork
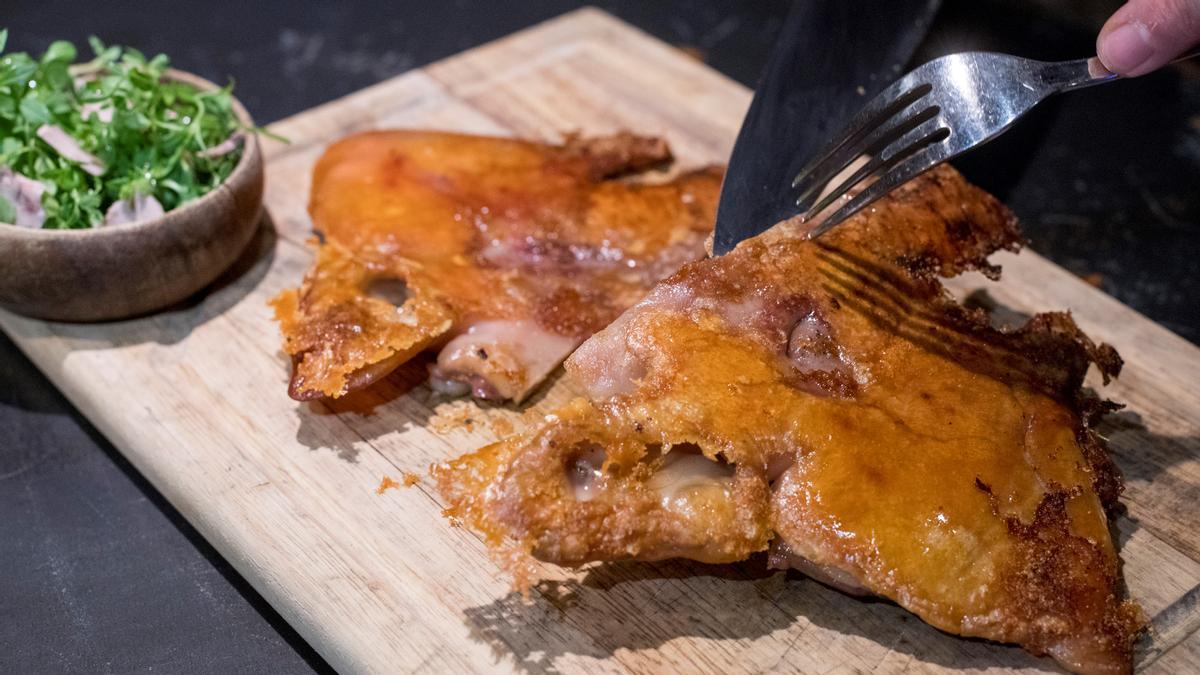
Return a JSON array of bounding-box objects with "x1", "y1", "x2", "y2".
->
[{"x1": 793, "y1": 49, "x2": 1200, "y2": 239}]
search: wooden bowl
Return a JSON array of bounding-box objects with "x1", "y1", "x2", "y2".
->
[{"x1": 0, "y1": 69, "x2": 264, "y2": 322}]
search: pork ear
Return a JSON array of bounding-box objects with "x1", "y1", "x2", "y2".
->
[
  {"x1": 271, "y1": 241, "x2": 452, "y2": 400},
  {"x1": 432, "y1": 397, "x2": 773, "y2": 584},
  {"x1": 435, "y1": 163, "x2": 1141, "y2": 673},
  {"x1": 274, "y1": 130, "x2": 722, "y2": 403}
]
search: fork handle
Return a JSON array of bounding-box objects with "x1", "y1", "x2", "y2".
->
[
  {"x1": 1037, "y1": 57, "x2": 1119, "y2": 93},
  {"x1": 1040, "y1": 49, "x2": 1200, "y2": 93}
]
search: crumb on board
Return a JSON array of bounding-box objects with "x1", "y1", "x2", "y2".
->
[
  {"x1": 428, "y1": 399, "x2": 527, "y2": 438},
  {"x1": 376, "y1": 476, "x2": 401, "y2": 494},
  {"x1": 376, "y1": 473, "x2": 400, "y2": 494},
  {"x1": 489, "y1": 416, "x2": 515, "y2": 437},
  {"x1": 376, "y1": 473, "x2": 419, "y2": 494},
  {"x1": 429, "y1": 400, "x2": 479, "y2": 434}
]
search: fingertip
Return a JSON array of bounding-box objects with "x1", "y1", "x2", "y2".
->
[
  {"x1": 1097, "y1": 20, "x2": 1157, "y2": 76},
  {"x1": 1097, "y1": 0, "x2": 1200, "y2": 77}
]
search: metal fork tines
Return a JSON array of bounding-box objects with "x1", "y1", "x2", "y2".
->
[{"x1": 791, "y1": 50, "x2": 1200, "y2": 239}]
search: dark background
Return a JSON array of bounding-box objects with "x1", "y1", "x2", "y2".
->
[{"x1": 1, "y1": 1, "x2": 1197, "y2": 672}]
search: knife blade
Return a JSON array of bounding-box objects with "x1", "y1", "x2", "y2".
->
[{"x1": 711, "y1": 0, "x2": 941, "y2": 255}]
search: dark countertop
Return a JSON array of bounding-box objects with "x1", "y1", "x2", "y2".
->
[{"x1": 1, "y1": 1, "x2": 1196, "y2": 672}]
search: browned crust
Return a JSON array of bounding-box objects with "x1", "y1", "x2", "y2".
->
[
  {"x1": 272, "y1": 130, "x2": 722, "y2": 400},
  {"x1": 975, "y1": 481, "x2": 1143, "y2": 673},
  {"x1": 433, "y1": 398, "x2": 774, "y2": 588},
  {"x1": 270, "y1": 240, "x2": 452, "y2": 400},
  {"x1": 561, "y1": 130, "x2": 673, "y2": 179},
  {"x1": 434, "y1": 163, "x2": 1140, "y2": 673},
  {"x1": 1078, "y1": 397, "x2": 1127, "y2": 511}
]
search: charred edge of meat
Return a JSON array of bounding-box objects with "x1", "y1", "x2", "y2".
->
[
  {"x1": 1004, "y1": 486, "x2": 1144, "y2": 669},
  {"x1": 1076, "y1": 396, "x2": 1127, "y2": 512},
  {"x1": 814, "y1": 165, "x2": 1025, "y2": 282},
  {"x1": 971, "y1": 480, "x2": 1144, "y2": 668},
  {"x1": 817, "y1": 239, "x2": 1122, "y2": 404},
  {"x1": 561, "y1": 131, "x2": 673, "y2": 180},
  {"x1": 286, "y1": 353, "x2": 324, "y2": 401}
]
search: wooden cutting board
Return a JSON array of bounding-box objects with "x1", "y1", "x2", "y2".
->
[{"x1": 4, "y1": 9, "x2": 1199, "y2": 673}]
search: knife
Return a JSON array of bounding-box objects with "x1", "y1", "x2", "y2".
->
[{"x1": 711, "y1": 0, "x2": 942, "y2": 255}]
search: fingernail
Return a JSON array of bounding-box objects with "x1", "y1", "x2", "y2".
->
[{"x1": 1099, "y1": 22, "x2": 1154, "y2": 74}]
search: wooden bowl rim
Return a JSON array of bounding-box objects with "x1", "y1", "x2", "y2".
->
[{"x1": 0, "y1": 67, "x2": 261, "y2": 241}]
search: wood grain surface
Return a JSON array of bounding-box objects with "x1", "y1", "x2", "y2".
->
[{"x1": 3, "y1": 9, "x2": 1198, "y2": 673}]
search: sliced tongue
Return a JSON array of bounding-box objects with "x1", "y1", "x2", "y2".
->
[
  {"x1": 36, "y1": 125, "x2": 106, "y2": 176},
  {"x1": 80, "y1": 102, "x2": 114, "y2": 123},
  {"x1": 197, "y1": 131, "x2": 245, "y2": 159},
  {"x1": 0, "y1": 167, "x2": 47, "y2": 228},
  {"x1": 104, "y1": 192, "x2": 165, "y2": 227}
]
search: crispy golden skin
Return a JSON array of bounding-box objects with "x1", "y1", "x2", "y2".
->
[
  {"x1": 434, "y1": 165, "x2": 1141, "y2": 674},
  {"x1": 272, "y1": 131, "x2": 722, "y2": 401}
]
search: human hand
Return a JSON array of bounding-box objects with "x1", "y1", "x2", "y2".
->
[{"x1": 1097, "y1": 0, "x2": 1200, "y2": 76}]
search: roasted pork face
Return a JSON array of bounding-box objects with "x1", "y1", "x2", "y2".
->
[
  {"x1": 434, "y1": 165, "x2": 1141, "y2": 674},
  {"x1": 272, "y1": 131, "x2": 722, "y2": 401}
]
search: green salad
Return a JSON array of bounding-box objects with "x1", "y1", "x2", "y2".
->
[{"x1": 0, "y1": 30, "x2": 250, "y2": 229}]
